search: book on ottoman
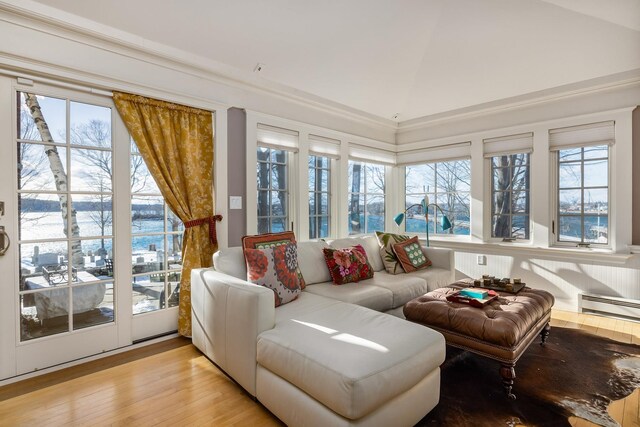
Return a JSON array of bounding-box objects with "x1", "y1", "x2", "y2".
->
[{"x1": 459, "y1": 288, "x2": 489, "y2": 299}]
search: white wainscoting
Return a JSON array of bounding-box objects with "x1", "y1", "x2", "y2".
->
[{"x1": 446, "y1": 246, "x2": 640, "y2": 311}]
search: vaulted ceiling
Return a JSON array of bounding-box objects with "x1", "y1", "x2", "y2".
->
[{"x1": 30, "y1": 0, "x2": 640, "y2": 122}]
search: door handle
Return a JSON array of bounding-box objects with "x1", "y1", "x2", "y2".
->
[{"x1": 0, "y1": 226, "x2": 10, "y2": 256}]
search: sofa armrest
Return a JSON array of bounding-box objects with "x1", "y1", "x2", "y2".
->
[
  {"x1": 191, "y1": 268, "x2": 275, "y2": 396},
  {"x1": 422, "y1": 247, "x2": 455, "y2": 283}
]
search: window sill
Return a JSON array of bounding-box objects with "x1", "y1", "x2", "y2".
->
[{"x1": 424, "y1": 238, "x2": 634, "y2": 264}]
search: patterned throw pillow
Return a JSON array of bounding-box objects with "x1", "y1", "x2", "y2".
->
[
  {"x1": 242, "y1": 231, "x2": 306, "y2": 289},
  {"x1": 245, "y1": 242, "x2": 301, "y2": 307},
  {"x1": 322, "y1": 245, "x2": 374, "y2": 285},
  {"x1": 375, "y1": 231, "x2": 411, "y2": 274},
  {"x1": 392, "y1": 236, "x2": 432, "y2": 273}
]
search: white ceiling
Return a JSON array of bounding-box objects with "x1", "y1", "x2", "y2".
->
[{"x1": 29, "y1": 0, "x2": 640, "y2": 122}]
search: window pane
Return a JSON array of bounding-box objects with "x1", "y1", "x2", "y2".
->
[
  {"x1": 367, "y1": 164, "x2": 385, "y2": 194},
  {"x1": 70, "y1": 148, "x2": 112, "y2": 192},
  {"x1": 308, "y1": 167, "x2": 315, "y2": 190},
  {"x1": 167, "y1": 272, "x2": 181, "y2": 308},
  {"x1": 20, "y1": 241, "x2": 68, "y2": 287},
  {"x1": 583, "y1": 160, "x2": 607, "y2": 187},
  {"x1": 583, "y1": 145, "x2": 608, "y2": 160},
  {"x1": 132, "y1": 235, "x2": 164, "y2": 274},
  {"x1": 583, "y1": 216, "x2": 608, "y2": 243},
  {"x1": 19, "y1": 143, "x2": 67, "y2": 191},
  {"x1": 21, "y1": 291, "x2": 69, "y2": 341},
  {"x1": 511, "y1": 215, "x2": 529, "y2": 239},
  {"x1": 512, "y1": 190, "x2": 529, "y2": 213},
  {"x1": 72, "y1": 194, "x2": 113, "y2": 238},
  {"x1": 132, "y1": 274, "x2": 164, "y2": 314},
  {"x1": 348, "y1": 161, "x2": 365, "y2": 194},
  {"x1": 558, "y1": 215, "x2": 582, "y2": 242},
  {"x1": 271, "y1": 149, "x2": 286, "y2": 164},
  {"x1": 132, "y1": 196, "x2": 164, "y2": 234},
  {"x1": 167, "y1": 208, "x2": 184, "y2": 233},
  {"x1": 70, "y1": 102, "x2": 111, "y2": 148},
  {"x1": 258, "y1": 218, "x2": 269, "y2": 234},
  {"x1": 366, "y1": 195, "x2": 384, "y2": 233},
  {"x1": 584, "y1": 189, "x2": 608, "y2": 215},
  {"x1": 257, "y1": 161, "x2": 269, "y2": 189},
  {"x1": 559, "y1": 162, "x2": 581, "y2": 188},
  {"x1": 131, "y1": 155, "x2": 160, "y2": 194},
  {"x1": 559, "y1": 189, "x2": 581, "y2": 214},
  {"x1": 492, "y1": 215, "x2": 511, "y2": 238},
  {"x1": 70, "y1": 238, "x2": 113, "y2": 278},
  {"x1": 271, "y1": 163, "x2": 287, "y2": 190},
  {"x1": 271, "y1": 191, "x2": 287, "y2": 217},
  {"x1": 19, "y1": 93, "x2": 66, "y2": 143},
  {"x1": 257, "y1": 190, "x2": 269, "y2": 216},
  {"x1": 271, "y1": 218, "x2": 287, "y2": 233},
  {"x1": 319, "y1": 216, "x2": 329, "y2": 238},
  {"x1": 73, "y1": 282, "x2": 113, "y2": 330},
  {"x1": 19, "y1": 194, "x2": 66, "y2": 241},
  {"x1": 559, "y1": 148, "x2": 582, "y2": 162},
  {"x1": 348, "y1": 195, "x2": 364, "y2": 235}
]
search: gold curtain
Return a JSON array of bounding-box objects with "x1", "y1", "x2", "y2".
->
[{"x1": 113, "y1": 92, "x2": 219, "y2": 337}]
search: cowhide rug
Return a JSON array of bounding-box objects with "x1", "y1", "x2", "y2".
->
[{"x1": 418, "y1": 326, "x2": 640, "y2": 427}]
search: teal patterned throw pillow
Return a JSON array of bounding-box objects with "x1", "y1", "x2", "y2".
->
[{"x1": 391, "y1": 236, "x2": 432, "y2": 273}]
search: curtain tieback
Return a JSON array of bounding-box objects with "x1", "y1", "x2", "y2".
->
[{"x1": 184, "y1": 215, "x2": 223, "y2": 245}]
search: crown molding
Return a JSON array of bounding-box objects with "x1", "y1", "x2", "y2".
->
[
  {"x1": 397, "y1": 68, "x2": 640, "y2": 135},
  {"x1": 0, "y1": 0, "x2": 397, "y2": 132}
]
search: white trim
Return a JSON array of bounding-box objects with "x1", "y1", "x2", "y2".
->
[
  {"x1": 397, "y1": 69, "x2": 640, "y2": 135},
  {"x1": 0, "y1": 333, "x2": 179, "y2": 387},
  {"x1": 214, "y1": 109, "x2": 228, "y2": 249}
]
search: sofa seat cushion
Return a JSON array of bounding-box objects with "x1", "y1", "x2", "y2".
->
[
  {"x1": 304, "y1": 282, "x2": 393, "y2": 311},
  {"x1": 274, "y1": 292, "x2": 340, "y2": 324},
  {"x1": 256, "y1": 303, "x2": 445, "y2": 420},
  {"x1": 363, "y1": 271, "x2": 430, "y2": 308},
  {"x1": 406, "y1": 267, "x2": 455, "y2": 292}
]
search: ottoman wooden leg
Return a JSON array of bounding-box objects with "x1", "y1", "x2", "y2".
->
[
  {"x1": 499, "y1": 363, "x2": 517, "y2": 400},
  {"x1": 540, "y1": 322, "x2": 551, "y2": 345}
]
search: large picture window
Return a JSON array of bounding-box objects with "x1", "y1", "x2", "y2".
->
[
  {"x1": 309, "y1": 155, "x2": 330, "y2": 239},
  {"x1": 405, "y1": 160, "x2": 470, "y2": 235},
  {"x1": 257, "y1": 147, "x2": 289, "y2": 234},
  {"x1": 348, "y1": 161, "x2": 385, "y2": 235},
  {"x1": 491, "y1": 153, "x2": 530, "y2": 239},
  {"x1": 557, "y1": 145, "x2": 608, "y2": 245}
]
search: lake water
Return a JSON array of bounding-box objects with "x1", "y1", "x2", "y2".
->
[{"x1": 20, "y1": 211, "x2": 168, "y2": 258}]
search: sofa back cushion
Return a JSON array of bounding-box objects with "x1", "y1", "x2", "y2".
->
[
  {"x1": 213, "y1": 247, "x2": 246, "y2": 279},
  {"x1": 296, "y1": 240, "x2": 332, "y2": 285},
  {"x1": 329, "y1": 235, "x2": 384, "y2": 272}
]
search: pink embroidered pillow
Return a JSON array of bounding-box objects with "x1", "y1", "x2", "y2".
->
[
  {"x1": 322, "y1": 245, "x2": 374, "y2": 285},
  {"x1": 245, "y1": 242, "x2": 301, "y2": 307}
]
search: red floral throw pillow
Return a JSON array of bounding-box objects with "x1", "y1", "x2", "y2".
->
[
  {"x1": 322, "y1": 245, "x2": 374, "y2": 285},
  {"x1": 242, "y1": 231, "x2": 306, "y2": 289},
  {"x1": 245, "y1": 242, "x2": 301, "y2": 307}
]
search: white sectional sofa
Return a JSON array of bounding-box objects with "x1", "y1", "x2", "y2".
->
[{"x1": 191, "y1": 234, "x2": 455, "y2": 427}]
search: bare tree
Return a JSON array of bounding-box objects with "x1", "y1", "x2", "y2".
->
[
  {"x1": 492, "y1": 154, "x2": 529, "y2": 238},
  {"x1": 24, "y1": 93, "x2": 84, "y2": 266},
  {"x1": 18, "y1": 118, "x2": 49, "y2": 225},
  {"x1": 348, "y1": 162, "x2": 362, "y2": 233},
  {"x1": 435, "y1": 160, "x2": 470, "y2": 234}
]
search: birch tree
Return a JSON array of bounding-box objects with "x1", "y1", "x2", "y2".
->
[{"x1": 25, "y1": 93, "x2": 84, "y2": 266}]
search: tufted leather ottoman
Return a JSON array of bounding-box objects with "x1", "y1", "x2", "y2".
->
[{"x1": 404, "y1": 280, "x2": 554, "y2": 399}]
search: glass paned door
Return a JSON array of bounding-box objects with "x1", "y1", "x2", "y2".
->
[
  {"x1": 18, "y1": 91, "x2": 116, "y2": 340},
  {"x1": 0, "y1": 82, "x2": 127, "y2": 377}
]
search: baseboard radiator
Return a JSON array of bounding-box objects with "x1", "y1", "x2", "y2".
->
[{"x1": 579, "y1": 293, "x2": 640, "y2": 322}]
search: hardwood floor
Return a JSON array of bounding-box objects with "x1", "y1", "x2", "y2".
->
[{"x1": 0, "y1": 310, "x2": 638, "y2": 427}]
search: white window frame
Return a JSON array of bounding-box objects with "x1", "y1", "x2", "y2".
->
[
  {"x1": 347, "y1": 160, "x2": 386, "y2": 235},
  {"x1": 552, "y1": 145, "x2": 611, "y2": 248},
  {"x1": 256, "y1": 146, "x2": 294, "y2": 234},
  {"x1": 488, "y1": 153, "x2": 532, "y2": 241},
  {"x1": 403, "y1": 160, "x2": 472, "y2": 237},
  {"x1": 308, "y1": 153, "x2": 331, "y2": 239}
]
